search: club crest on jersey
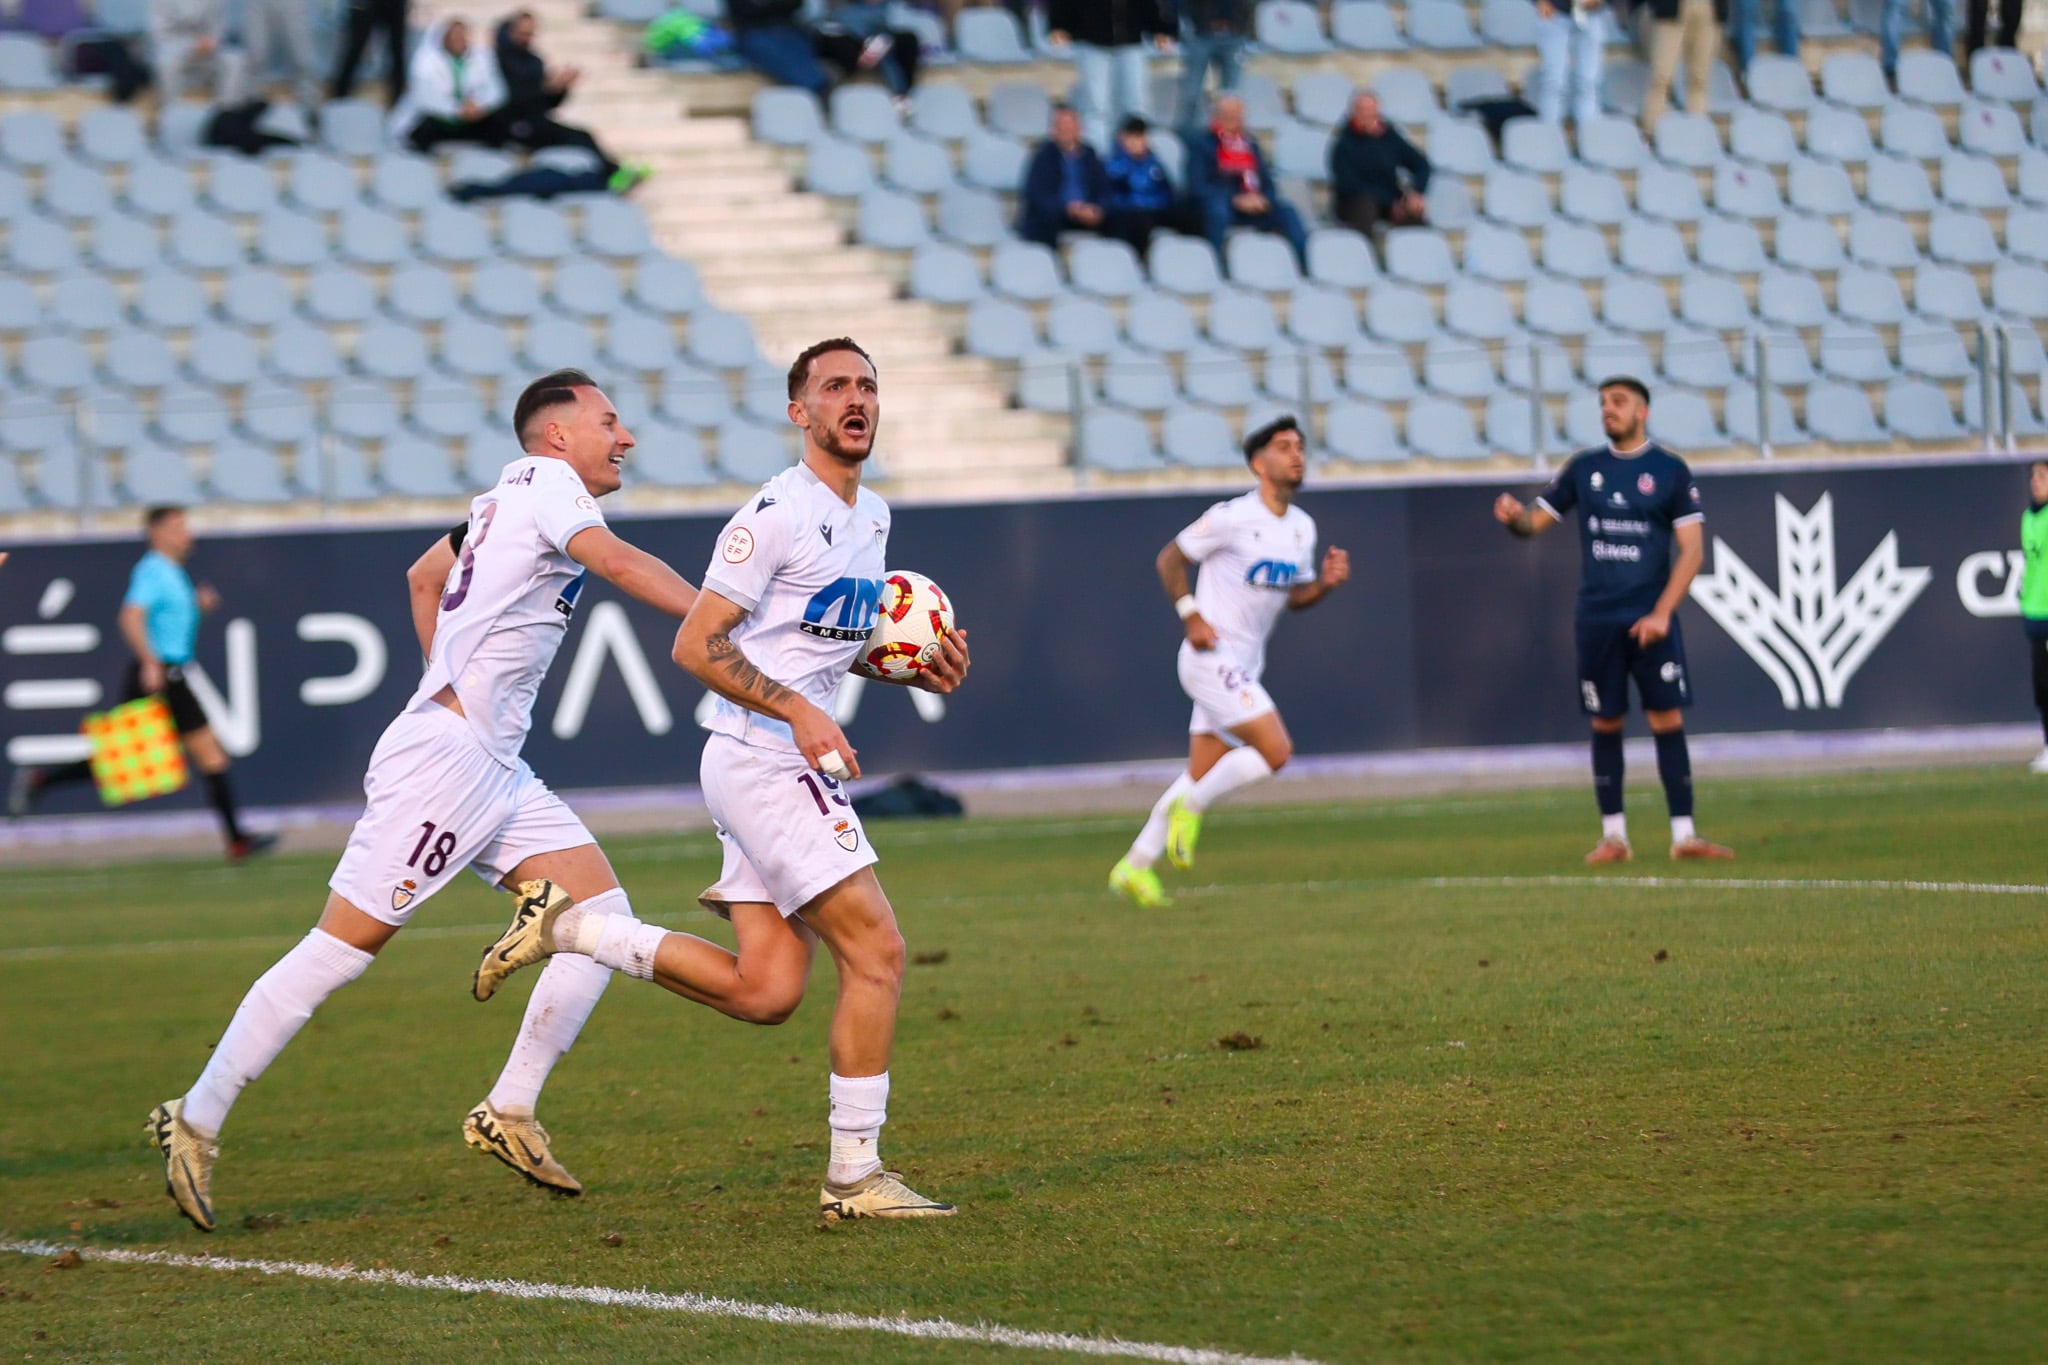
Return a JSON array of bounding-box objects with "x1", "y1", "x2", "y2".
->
[
  {"x1": 1590, "y1": 472, "x2": 1605, "y2": 490},
  {"x1": 832, "y1": 820, "x2": 859, "y2": 852},
  {"x1": 1638, "y1": 474, "x2": 1657, "y2": 495},
  {"x1": 392, "y1": 878, "x2": 418, "y2": 912},
  {"x1": 801, "y1": 576, "x2": 884, "y2": 641}
]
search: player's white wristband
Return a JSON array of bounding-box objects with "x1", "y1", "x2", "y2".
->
[
  {"x1": 1174, "y1": 594, "x2": 1200, "y2": 620},
  {"x1": 818, "y1": 749, "x2": 852, "y2": 780}
]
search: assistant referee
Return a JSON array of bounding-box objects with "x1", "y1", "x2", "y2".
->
[{"x1": 8, "y1": 506, "x2": 275, "y2": 860}]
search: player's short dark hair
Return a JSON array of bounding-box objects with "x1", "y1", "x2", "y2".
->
[
  {"x1": 513, "y1": 368, "x2": 597, "y2": 447},
  {"x1": 1598, "y1": 375, "x2": 1651, "y2": 404},
  {"x1": 1118, "y1": 115, "x2": 1149, "y2": 137},
  {"x1": 1243, "y1": 415, "x2": 1301, "y2": 464},
  {"x1": 144, "y1": 505, "x2": 185, "y2": 531},
  {"x1": 787, "y1": 338, "x2": 876, "y2": 401}
]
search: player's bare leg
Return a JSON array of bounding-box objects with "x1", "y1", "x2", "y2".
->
[
  {"x1": 151, "y1": 890, "x2": 393, "y2": 1229},
  {"x1": 1112, "y1": 733, "x2": 1229, "y2": 905},
  {"x1": 1166, "y1": 713, "x2": 1292, "y2": 870},
  {"x1": 1586, "y1": 716, "x2": 1633, "y2": 864},
  {"x1": 463, "y1": 842, "x2": 632, "y2": 1194},
  {"x1": 1646, "y1": 708, "x2": 1733, "y2": 860}
]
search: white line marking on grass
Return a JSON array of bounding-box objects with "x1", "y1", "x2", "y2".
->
[
  {"x1": 1177, "y1": 876, "x2": 2048, "y2": 898},
  {"x1": 0, "y1": 1241, "x2": 1321, "y2": 1365}
]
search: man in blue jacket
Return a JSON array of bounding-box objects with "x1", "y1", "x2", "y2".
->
[
  {"x1": 1103, "y1": 115, "x2": 1178, "y2": 252},
  {"x1": 1018, "y1": 104, "x2": 1108, "y2": 248},
  {"x1": 1186, "y1": 94, "x2": 1308, "y2": 270}
]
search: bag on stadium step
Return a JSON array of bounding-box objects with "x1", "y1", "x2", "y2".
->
[
  {"x1": 82, "y1": 695, "x2": 190, "y2": 807},
  {"x1": 850, "y1": 774, "x2": 964, "y2": 821}
]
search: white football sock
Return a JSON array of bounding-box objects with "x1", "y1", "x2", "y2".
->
[
  {"x1": 1126, "y1": 772, "x2": 1194, "y2": 867},
  {"x1": 1602, "y1": 813, "x2": 1629, "y2": 842},
  {"x1": 181, "y1": 928, "x2": 373, "y2": 1138},
  {"x1": 486, "y1": 889, "x2": 626, "y2": 1113},
  {"x1": 1670, "y1": 815, "x2": 1697, "y2": 845},
  {"x1": 1183, "y1": 746, "x2": 1273, "y2": 815},
  {"x1": 826, "y1": 1070, "x2": 889, "y2": 1186},
  {"x1": 588, "y1": 912, "x2": 667, "y2": 981}
]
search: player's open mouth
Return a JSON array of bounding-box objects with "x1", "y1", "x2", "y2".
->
[{"x1": 843, "y1": 416, "x2": 869, "y2": 437}]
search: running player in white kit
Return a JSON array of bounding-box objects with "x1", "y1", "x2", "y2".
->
[
  {"x1": 147, "y1": 370, "x2": 700, "y2": 1232},
  {"x1": 473, "y1": 338, "x2": 972, "y2": 1222},
  {"x1": 1109, "y1": 416, "x2": 1350, "y2": 908}
]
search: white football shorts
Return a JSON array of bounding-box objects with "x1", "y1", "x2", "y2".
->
[
  {"x1": 697, "y1": 731, "x2": 878, "y2": 919},
  {"x1": 329, "y1": 704, "x2": 595, "y2": 927},
  {"x1": 1178, "y1": 641, "x2": 1277, "y2": 738}
]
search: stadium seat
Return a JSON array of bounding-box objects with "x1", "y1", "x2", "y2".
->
[
  {"x1": 9, "y1": 217, "x2": 80, "y2": 274},
  {"x1": 956, "y1": 7, "x2": 1031, "y2": 63},
  {"x1": 1602, "y1": 275, "x2": 1675, "y2": 334},
  {"x1": 908, "y1": 243, "x2": 986, "y2": 306},
  {"x1": 1678, "y1": 272, "x2": 1753, "y2": 331},
  {"x1": 0, "y1": 111, "x2": 63, "y2": 167},
  {"x1": 625, "y1": 421, "x2": 717, "y2": 489},
  {"x1": 1806, "y1": 381, "x2": 1889, "y2": 442},
  {"x1": 186, "y1": 327, "x2": 262, "y2": 387},
  {"x1": 1485, "y1": 391, "x2": 1561, "y2": 458},
  {"x1": 542, "y1": 259, "x2": 621, "y2": 322},
  {"x1": 604, "y1": 312, "x2": 679, "y2": 376},
  {"x1": 501, "y1": 201, "x2": 576, "y2": 263},
  {"x1": 1161, "y1": 407, "x2": 1241, "y2": 468},
  {"x1": 1480, "y1": 0, "x2": 1541, "y2": 45},
  {"x1": 326, "y1": 380, "x2": 400, "y2": 443},
  {"x1": 1366, "y1": 283, "x2": 1441, "y2": 343},
  {"x1": 658, "y1": 366, "x2": 734, "y2": 429},
  {"x1": 1970, "y1": 48, "x2": 2039, "y2": 103},
  {"x1": 421, "y1": 202, "x2": 493, "y2": 265},
  {"x1": 2007, "y1": 208, "x2": 2048, "y2": 265},
  {"x1": 0, "y1": 276, "x2": 39, "y2": 334},
  {"x1": 753, "y1": 88, "x2": 824, "y2": 147},
  {"x1": 1786, "y1": 156, "x2": 1859, "y2": 217},
  {"x1": 124, "y1": 160, "x2": 192, "y2": 220},
  {"x1": 2021, "y1": 149, "x2": 2048, "y2": 207},
  {"x1": 1915, "y1": 262, "x2": 1987, "y2": 323},
  {"x1": 1560, "y1": 166, "x2": 1631, "y2": 226},
  {"x1": 1409, "y1": 0, "x2": 1481, "y2": 47},
  {"x1": 1294, "y1": 71, "x2": 1356, "y2": 127},
  {"x1": 1258, "y1": 0, "x2": 1334, "y2": 53},
  {"x1": 1661, "y1": 325, "x2": 1739, "y2": 389},
  {"x1": 1941, "y1": 153, "x2": 2012, "y2": 211},
  {"x1": 221, "y1": 269, "x2": 294, "y2": 329},
  {"x1": 121, "y1": 445, "x2": 204, "y2": 505},
  {"x1": 1344, "y1": 341, "x2": 1419, "y2": 401},
  {"x1": 960, "y1": 130, "x2": 1026, "y2": 194},
  {"x1": 1582, "y1": 329, "x2": 1657, "y2": 382},
  {"x1": 1880, "y1": 102, "x2": 1949, "y2": 163},
  {"x1": 991, "y1": 240, "x2": 1066, "y2": 303},
  {"x1": 523, "y1": 317, "x2": 597, "y2": 373},
  {"x1": 1462, "y1": 221, "x2": 1535, "y2": 284},
  {"x1": 1208, "y1": 290, "x2": 1282, "y2": 351},
  {"x1": 1821, "y1": 53, "x2": 1891, "y2": 108},
  {"x1": 286, "y1": 152, "x2": 357, "y2": 216},
  {"x1": 1423, "y1": 334, "x2": 1497, "y2": 397},
  {"x1": 1634, "y1": 163, "x2": 1705, "y2": 223},
  {"x1": 1959, "y1": 100, "x2": 2026, "y2": 158},
  {"x1": 1835, "y1": 264, "x2": 1911, "y2": 326},
  {"x1": 1444, "y1": 65, "x2": 1511, "y2": 107},
  {"x1": 209, "y1": 441, "x2": 297, "y2": 504},
  {"x1": 1723, "y1": 382, "x2": 1806, "y2": 444},
  {"x1": 985, "y1": 82, "x2": 1051, "y2": 141},
  {"x1": 1306, "y1": 228, "x2": 1379, "y2": 288},
  {"x1": 1524, "y1": 279, "x2": 1596, "y2": 337},
  {"x1": 1865, "y1": 155, "x2": 1937, "y2": 214},
  {"x1": 1322, "y1": 398, "x2": 1406, "y2": 461},
  {"x1": 1713, "y1": 162, "x2": 1783, "y2": 220},
  {"x1": 76, "y1": 107, "x2": 147, "y2": 168},
  {"x1": 1897, "y1": 51, "x2": 1967, "y2": 106},
  {"x1": 410, "y1": 385, "x2": 485, "y2": 440},
  {"x1": 334, "y1": 206, "x2": 409, "y2": 269},
  {"x1": 1041, "y1": 296, "x2": 1118, "y2": 356},
  {"x1": 1443, "y1": 279, "x2": 1518, "y2": 342},
  {"x1": 1579, "y1": 116, "x2": 1648, "y2": 173},
  {"x1": 1751, "y1": 330, "x2": 1817, "y2": 385},
  {"x1": 1482, "y1": 167, "x2": 1553, "y2": 228},
  {"x1": 832, "y1": 85, "x2": 902, "y2": 146},
  {"x1": 1746, "y1": 54, "x2": 1816, "y2": 112},
  {"x1": 1845, "y1": 212, "x2": 1920, "y2": 270},
  {"x1": 468, "y1": 261, "x2": 544, "y2": 324},
  {"x1": 1189, "y1": 342, "x2": 1264, "y2": 406},
  {"x1": 103, "y1": 333, "x2": 174, "y2": 390},
  {"x1": 1993, "y1": 262, "x2": 2048, "y2": 320},
  {"x1": 1227, "y1": 233, "x2": 1303, "y2": 291},
  {"x1": 964, "y1": 299, "x2": 1038, "y2": 361},
  {"x1": 42, "y1": 163, "x2": 111, "y2": 222},
  {"x1": 1818, "y1": 320, "x2": 1897, "y2": 381},
  {"x1": 1384, "y1": 229, "x2": 1456, "y2": 286},
  {"x1": 629, "y1": 257, "x2": 701, "y2": 319},
  {"x1": 1284, "y1": 284, "x2": 1362, "y2": 347},
  {"x1": 1502, "y1": 333, "x2": 1576, "y2": 394},
  {"x1": 1273, "y1": 119, "x2": 1329, "y2": 181},
  {"x1": 1896, "y1": 315, "x2": 1974, "y2": 379},
  {"x1": 1618, "y1": 218, "x2": 1689, "y2": 279},
  {"x1": 1127, "y1": 293, "x2": 1199, "y2": 354},
  {"x1": 582, "y1": 200, "x2": 653, "y2": 260},
  {"x1": 1655, "y1": 114, "x2": 1723, "y2": 169},
  {"x1": 1758, "y1": 270, "x2": 1830, "y2": 329},
  {"x1": 1774, "y1": 213, "x2": 1847, "y2": 271},
  {"x1": 909, "y1": 84, "x2": 976, "y2": 142},
  {"x1": 1150, "y1": 235, "x2": 1225, "y2": 297},
  {"x1": 1805, "y1": 103, "x2": 1875, "y2": 163},
  {"x1": 50, "y1": 274, "x2": 122, "y2": 333},
  {"x1": 1371, "y1": 68, "x2": 1437, "y2": 124},
  {"x1": 1884, "y1": 379, "x2": 1964, "y2": 441},
  {"x1": 1077, "y1": 409, "x2": 1166, "y2": 471},
  {"x1": 1423, "y1": 117, "x2": 1494, "y2": 178},
  {"x1": 1730, "y1": 108, "x2": 1799, "y2": 166},
  {"x1": 440, "y1": 318, "x2": 515, "y2": 380},
  {"x1": 936, "y1": 187, "x2": 1008, "y2": 247},
  {"x1": 1331, "y1": 1, "x2": 1408, "y2": 51},
  {"x1": 1406, "y1": 396, "x2": 1486, "y2": 459}
]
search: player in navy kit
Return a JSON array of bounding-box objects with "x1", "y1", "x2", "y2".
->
[{"x1": 1493, "y1": 377, "x2": 1734, "y2": 864}]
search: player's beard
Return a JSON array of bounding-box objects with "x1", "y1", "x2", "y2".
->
[{"x1": 818, "y1": 416, "x2": 875, "y2": 463}]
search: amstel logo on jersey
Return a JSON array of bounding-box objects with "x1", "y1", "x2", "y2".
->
[
  {"x1": 801, "y1": 576, "x2": 885, "y2": 642},
  {"x1": 391, "y1": 878, "x2": 419, "y2": 912},
  {"x1": 832, "y1": 820, "x2": 860, "y2": 852},
  {"x1": 1245, "y1": 559, "x2": 1301, "y2": 589}
]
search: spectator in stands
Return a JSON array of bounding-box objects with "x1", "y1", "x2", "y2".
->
[
  {"x1": 389, "y1": 17, "x2": 508, "y2": 152},
  {"x1": 1963, "y1": 0, "x2": 2017, "y2": 65},
  {"x1": 1177, "y1": 0, "x2": 1248, "y2": 124},
  {"x1": 1641, "y1": 0, "x2": 1717, "y2": 133},
  {"x1": 1019, "y1": 103, "x2": 1109, "y2": 247},
  {"x1": 1882, "y1": 0, "x2": 1954, "y2": 80},
  {"x1": 725, "y1": 0, "x2": 921, "y2": 99},
  {"x1": 151, "y1": 0, "x2": 247, "y2": 104},
  {"x1": 815, "y1": 3, "x2": 925, "y2": 98},
  {"x1": 331, "y1": 0, "x2": 411, "y2": 106},
  {"x1": 1047, "y1": 0, "x2": 1172, "y2": 147},
  {"x1": 1189, "y1": 94, "x2": 1309, "y2": 269},
  {"x1": 239, "y1": 0, "x2": 323, "y2": 111},
  {"x1": 1103, "y1": 115, "x2": 1179, "y2": 251},
  {"x1": 1533, "y1": 0, "x2": 1609, "y2": 129},
  {"x1": 1328, "y1": 91, "x2": 1430, "y2": 239},
  {"x1": 1728, "y1": 0, "x2": 1798, "y2": 78},
  {"x1": 497, "y1": 11, "x2": 650, "y2": 193}
]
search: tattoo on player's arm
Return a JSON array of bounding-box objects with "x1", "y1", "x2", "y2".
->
[{"x1": 706, "y1": 631, "x2": 796, "y2": 709}]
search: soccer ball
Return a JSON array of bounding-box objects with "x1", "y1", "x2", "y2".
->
[{"x1": 855, "y1": 571, "x2": 955, "y2": 682}]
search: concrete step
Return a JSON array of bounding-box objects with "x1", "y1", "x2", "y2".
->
[
  {"x1": 714, "y1": 275, "x2": 899, "y2": 311},
  {"x1": 648, "y1": 194, "x2": 830, "y2": 228},
  {"x1": 656, "y1": 219, "x2": 845, "y2": 256}
]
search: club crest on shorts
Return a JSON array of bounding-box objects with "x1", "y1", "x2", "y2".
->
[
  {"x1": 391, "y1": 878, "x2": 419, "y2": 912},
  {"x1": 832, "y1": 819, "x2": 859, "y2": 853}
]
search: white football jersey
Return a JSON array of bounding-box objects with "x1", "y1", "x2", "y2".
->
[
  {"x1": 700, "y1": 462, "x2": 890, "y2": 750},
  {"x1": 408, "y1": 455, "x2": 605, "y2": 765},
  {"x1": 1175, "y1": 492, "x2": 1317, "y2": 672}
]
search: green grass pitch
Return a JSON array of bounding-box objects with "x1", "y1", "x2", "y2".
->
[{"x1": 2, "y1": 766, "x2": 2045, "y2": 1363}]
